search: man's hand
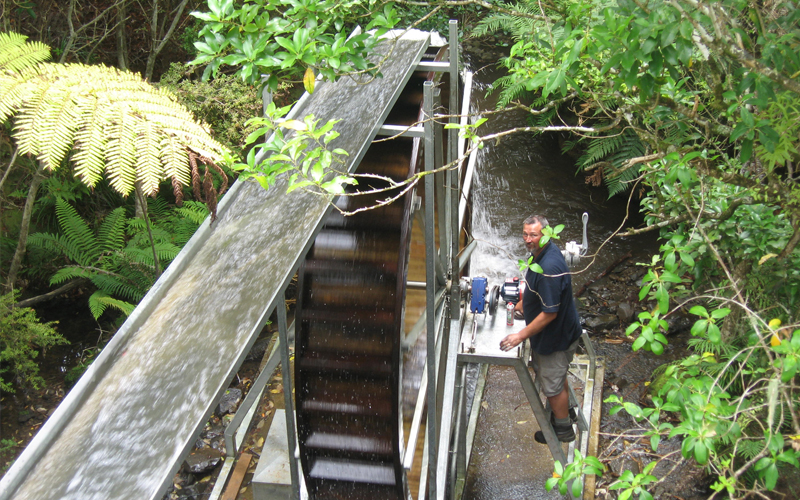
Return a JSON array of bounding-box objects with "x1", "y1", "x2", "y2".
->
[{"x1": 500, "y1": 332, "x2": 524, "y2": 352}]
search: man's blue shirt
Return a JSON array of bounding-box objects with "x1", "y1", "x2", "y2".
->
[{"x1": 522, "y1": 241, "x2": 582, "y2": 355}]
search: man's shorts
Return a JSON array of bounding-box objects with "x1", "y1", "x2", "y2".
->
[{"x1": 529, "y1": 338, "x2": 580, "y2": 397}]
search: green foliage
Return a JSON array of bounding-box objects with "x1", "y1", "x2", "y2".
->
[
  {"x1": 64, "y1": 347, "x2": 99, "y2": 388},
  {"x1": 545, "y1": 450, "x2": 604, "y2": 497},
  {"x1": 0, "y1": 32, "x2": 49, "y2": 72},
  {"x1": 394, "y1": 2, "x2": 485, "y2": 34},
  {"x1": 236, "y1": 101, "x2": 356, "y2": 194},
  {"x1": 157, "y1": 63, "x2": 263, "y2": 155},
  {"x1": 190, "y1": 0, "x2": 398, "y2": 90},
  {"x1": 0, "y1": 291, "x2": 67, "y2": 392},
  {"x1": 27, "y1": 198, "x2": 203, "y2": 319},
  {"x1": 0, "y1": 31, "x2": 232, "y2": 197},
  {"x1": 576, "y1": 128, "x2": 646, "y2": 196},
  {"x1": 0, "y1": 437, "x2": 16, "y2": 471},
  {"x1": 608, "y1": 461, "x2": 658, "y2": 500}
]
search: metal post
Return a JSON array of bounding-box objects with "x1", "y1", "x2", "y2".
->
[
  {"x1": 423, "y1": 80, "x2": 439, "y2": 500},
  {"x1": 277, "y1": 294, "x2": 301, "y2": 499},
  {"x1": 448, "y1": 20, "x2": 459, "y2": 169},
  {"x1": 513, "y1": 346, "x2": 568, "y2": 466}
]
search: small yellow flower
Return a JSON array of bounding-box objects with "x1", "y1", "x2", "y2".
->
[{"x1": 769, "y1": 318, "x2": 782, "y2": 329}]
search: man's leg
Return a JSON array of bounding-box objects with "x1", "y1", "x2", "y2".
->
[
  {"x1": 531, "y1": 340, "x2": 580, "y2": 443},
  {"x1": 547, "y1": 385, "x2": 570, "y2": 420}
]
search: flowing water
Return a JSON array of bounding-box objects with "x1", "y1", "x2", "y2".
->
[
  {"x1": 461, "y1": 52, "x2": 659, "y2": 499},
  {"x1": 3, "y1": 33, "x2": 432, "y2": 500},
  {"x1": 465, "y1": 59, "x2": 651, "y2": 292}
]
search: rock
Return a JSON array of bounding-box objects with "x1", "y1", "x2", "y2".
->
[
  {"x1": 585, "y1": 314, "x2": 619, "y2": 331},
  {"x1": 667, "y1": 313, "x2": 693, "y2": 334},
  {"x1": 202, "y1": 422, "x2": 225, "y2": 440},
  {"x1": 246, "y1": 337, "x2": 271, "y2": 361},
  {"x1": 216, "y1": 388, "x2": 242, "y2": 416},
  {"x1": 609, "y1": 455, "x2": 641, "y2": 477},
  {"x1": 18, "y1": 410, "x2": 35, "y2": 423},
  {"x1": 616, "y1": 302, "x2": 636, "y2": 324},
  {"x1": 183, "y1": 448, "x2": 223, "y2": 474}
]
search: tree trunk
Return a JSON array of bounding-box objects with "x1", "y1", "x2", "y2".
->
[
  {"x1": 720, "y1": 259, "x2": 752, "y2": 342},
  {"x1": 144, "y1": 0, "x2": 189, "y2": 81},
  {"x1": 5, "y1": 162, "x2": 46, "y2": 292},
  {"x1": 117, "y1": 0, "x2": 129, "y2": 70}
]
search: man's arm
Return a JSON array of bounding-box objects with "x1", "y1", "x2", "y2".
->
[{"x1": 500, "y1": 311, "x2": 556, "y2": 351}]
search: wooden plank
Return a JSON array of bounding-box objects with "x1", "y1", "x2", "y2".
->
[{"x1": 220, "y1": 452, "x2": 253, "y2": 500}]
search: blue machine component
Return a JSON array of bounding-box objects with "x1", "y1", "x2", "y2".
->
[{"x1": 470, "y1": 277, "x2": 487, "y2": 313}]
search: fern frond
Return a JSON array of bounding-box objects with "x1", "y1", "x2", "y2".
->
[
  {"x1": 174, "y1": 201, "x2": 209, "y2": 225},
  {"x1": 27, "y1": 233, "x2": 83, "y2": 262},
  {"x1": 471, "y1": 1, "x2": 541, "y2": 40},
  {"x1": 72, "y1": 93, "x2": 108, "y2": 188},
  {"x1": 145, "y1": 197, "x2": 171, "y2": 219},
  {"x1": 0, "y1": 57, "x2": 231, "y2": 197},
  {"x1": 0, "y1": 32, "x2": 50, "y2": 72},
  {"x1": 96, "y1": 207, "x2": 127, "y2": 255},
  {"x1": 88, "y1": 290, "x2": 135, "y2": 320},
  {"x1": 105, "y1": 107, "x2": 138, "y2": 196},
  {"x1": 49, "y1": 266, "x2": 92, "y2": 285},
  {"x1": 90, "y1": 272, "x2": 147, "y2": 302},
  {"x1": 37, "y1": 84, "x2": 81, "y2": 170},
  {"x1": 53, "y1": 198, "x2": 100, "y2": 264},
  {"x1": 161, "y1": 135, "x2": 190, "y2": 187},
  {"x1": 735, "y1": 438, "x2": 765, "y2": 461},
  {"x1": 135, "y1": 119, "x2": 162, "y2": 195}
]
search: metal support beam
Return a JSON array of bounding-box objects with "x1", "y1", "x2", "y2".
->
[
  {"x1": 435, "y1": 316, "x2": 462, "y2": 498},
  {"x1": 376, "y1": 124, "x2": 425, "y2": 138},
  {"x1": 277, "y1": 296, "x2": 300, "y2": 500},
  {"x1": 423, "y1": 80, "x2": 439, "y2": 500},
  {"x1": 417, "y1": 61, "x2": 450, "y2": 72}
]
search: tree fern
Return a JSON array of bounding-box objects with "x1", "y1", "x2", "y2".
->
[
  {"x1": 88, "y1": 291, "x2": 135, "y2": 320},
  {"x1": 28, "y1": 198, "x2": 154, "y2": 318},
  {"x1": 0, "y1": 32, "x2": 231, "y2": 199},
  {"x1": 52, "y1": 198, "x2": 101, "y2": 265},
  {"x1": 96, "y1": 207, "x2": 128, "y2": 257},
  {"x1": 0, "y1": 32, "x2": 49, "y2": 72},
  {"x1": 577, "y1": 128, "x2": 646, "y2": 196}
]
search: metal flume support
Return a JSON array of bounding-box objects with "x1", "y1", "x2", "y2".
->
[{"x1": 0, "y1": 31, "x2": 432, "y2": 500}]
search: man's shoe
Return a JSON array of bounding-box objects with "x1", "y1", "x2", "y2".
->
[{"x1": 534, "y1": 415, "x2": 576, "y2": 444}]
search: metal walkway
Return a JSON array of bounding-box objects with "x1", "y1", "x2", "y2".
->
[{"x1": 0, "y1": 30, "x2": 432, "y2": 500}]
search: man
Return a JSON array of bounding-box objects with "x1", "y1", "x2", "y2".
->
[{"x1": 499, "y1": 215, "x2": 582, "y2": 443}]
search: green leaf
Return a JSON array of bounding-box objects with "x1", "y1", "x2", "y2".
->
[
  {"x1": 571, "y1": 477, "x2": 583, "y2": 497},
  {"x1": 693, "y1": 440, "x2": 708, "y2": 464},
  {"x1": 655, "y1": 285, "x2": 669, "y2": 313},
  {"x1": 710, "y1": 308, "x2": 731, "y2": 319},
  {"x1": 707, "y1": 323, "x2": 721, "y2": 343},
  {"x1": 764, "y1": 463, "x2": 778, "y2": 490},
  {"x1": 651, "y1": 434, "x2": 660, "y2": 451},
  {"x1": 689, "y1": 305, "x2": 708, "y2": 318},
  {"x1": 632, "y1": 336, "x2": 647, "y2": 351},
  {"x1": 651, "y1": 341, "x2": 664, "y2": 355}
]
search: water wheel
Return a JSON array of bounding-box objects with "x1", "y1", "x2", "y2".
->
[{"x1": 294, "y1": 54, "x2": 443, "y2": 499}]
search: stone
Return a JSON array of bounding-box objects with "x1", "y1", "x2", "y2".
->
[
  {"x1": 616, "y1": 302, "x2": 636, "y2": 324},
  {"x1": 216, "y1": 388, "x2": 242, "y2": 416},
  {"x1": 18, "y1": 410, "x2": 35, "y2": 423},
  {"x1": 609, "y1": 455, "x2": 641, "y2": 477},
  {"x1": 667, "y1": 313, "x2": 693, "y2": 334},
  {"x1": 585, "y1": 314, "x2": 619, "y2": 331},
  {"x1": 183, "y1": 448, "x2": 223, "y2": 474},
  {"x1": 246, "y1": 337, "x2": 271, "y2": 362}
]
